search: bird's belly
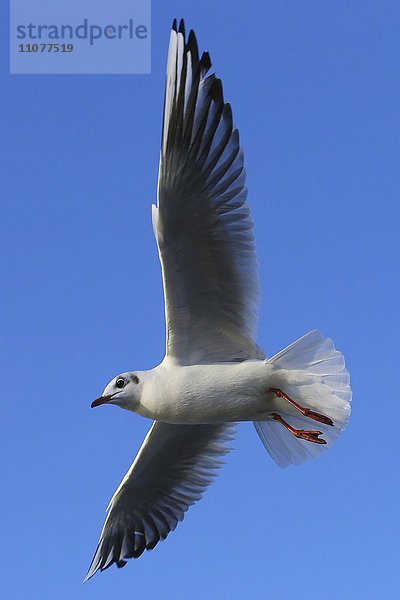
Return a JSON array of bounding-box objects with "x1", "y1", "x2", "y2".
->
[{"x1": 138, "y1": 361, "x2": 279, "y2": 424}]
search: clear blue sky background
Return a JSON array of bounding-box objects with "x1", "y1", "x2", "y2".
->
[{"x1": 2, "y1": 1, "x2": 399, "y2": 599}]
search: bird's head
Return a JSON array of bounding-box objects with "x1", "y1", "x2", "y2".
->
[{"x1": 91, "y1": 372, "x2": 142, "y2": 412}]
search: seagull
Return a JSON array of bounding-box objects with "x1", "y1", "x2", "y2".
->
[{"x1": 85, "y1": 19, "x2": 351, "y2": 581}]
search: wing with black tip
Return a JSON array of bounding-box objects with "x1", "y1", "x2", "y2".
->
[
  {"x1": 84, "y1": 421, "x2": 235, "y2": 580},
  {"x1": 153, "y1": 19, "x2": 262, "y2": 365}
]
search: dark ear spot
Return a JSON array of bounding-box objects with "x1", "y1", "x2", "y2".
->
[{"x1": 132, "y1": 375, "x2": 139, "y2": 384}]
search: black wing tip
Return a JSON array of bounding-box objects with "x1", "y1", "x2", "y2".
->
[
  {"x1": 83, "y1": 565, "x2": 97, "y2": 583},
  {"x1": 187, "y1": 29, "x2": 199, "y2": 62},
  {"x1": 83, "y1": 555, "x2": 127, "y2": 582},
  {"x1": 187, "y1": 29, "x2": 197, "y2": 48},
  {"x1": 200, "y1": 51, "x2": 212, "y2": 74},
  {"x1": 171, "y1": 21, "x2": 212, "y2": 75},
  {"x1": 172, "y1": 18, "x2": 185, "y2": 35},
  {"x1": 223, "y1": 102, "x2": 233, "y2": 125},
  {"x1": 117, "y1": 559, "x2": 128, "y2": 568},
  {"x1": 210, "y1": 78, "x2": 224, "y2": 104}
]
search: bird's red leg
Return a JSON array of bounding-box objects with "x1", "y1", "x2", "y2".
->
[
  {"x1": 269, "y1": 388, "x2": 334, "y2": 426},
  {"x1": 271, "y1": 413, "x2": 327, "y2": 444}
]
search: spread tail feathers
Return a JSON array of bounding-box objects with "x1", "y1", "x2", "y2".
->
[{"x1": 254, "y1": 330, "x2": 351, "y2": 468}]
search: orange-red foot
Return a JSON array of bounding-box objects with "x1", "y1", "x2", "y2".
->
[
  {"x1": 271, "y1": 413, "x2": 327, "y2": 445},
  {"x1": 269, "y1": 388, "x2": 334, "y2": 427}
]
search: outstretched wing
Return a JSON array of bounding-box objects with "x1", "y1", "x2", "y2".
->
[
  {"x1": 84, "y1": 421, "x2": 235, "y2": 581},
  {"x1": 154, "y1": 19, "x2": 262, "y2": 365}
]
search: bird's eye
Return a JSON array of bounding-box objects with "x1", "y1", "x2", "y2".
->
[{"x1": 116, "y1": 378, "x2": 125, "y2": 389}]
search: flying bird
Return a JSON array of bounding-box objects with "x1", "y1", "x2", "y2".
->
[{"x1": 85, "y1": 19, "x2": 351, "y2": 581}]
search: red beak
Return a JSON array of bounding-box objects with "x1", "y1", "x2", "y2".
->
[{"x1": 91, "y1": 395, "x2": 111, "y2": 408}]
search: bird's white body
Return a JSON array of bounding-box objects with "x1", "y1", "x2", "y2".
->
[{"x1": 136, "y1": 359, "x2": 279, "y2": 423}]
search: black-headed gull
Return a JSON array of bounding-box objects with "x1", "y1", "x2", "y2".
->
[{"x1": 85, "y1": 19, "x2": 351, "y2": 581}]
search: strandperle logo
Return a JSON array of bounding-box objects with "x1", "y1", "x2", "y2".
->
[
  {"x1": 16, "y1": 18, "x2": 148, "y2": 46},
  {"x1": 10, "y1": 0, "x2": 151, "y2": 75}
]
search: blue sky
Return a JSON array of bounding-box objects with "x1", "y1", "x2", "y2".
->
[{"x1": 2, "y1": 1, "x2": 399, "y2": 598}]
